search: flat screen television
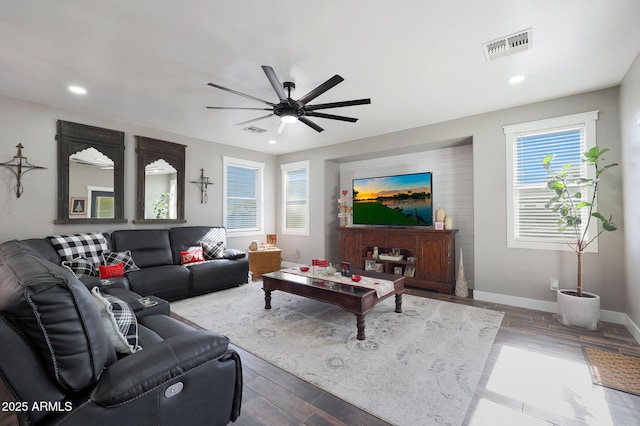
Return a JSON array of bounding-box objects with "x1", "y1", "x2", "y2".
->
[{"x1": 352, "y1": 172, "x2": 433, "y2": 227}]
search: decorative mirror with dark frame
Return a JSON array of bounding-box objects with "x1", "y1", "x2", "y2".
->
[
  {"x1": 55, "y1": 120, "x2": 127, "y2": 224},
  {"x1": 134, "y1": 136, "x2": 186, "y2": 224}
]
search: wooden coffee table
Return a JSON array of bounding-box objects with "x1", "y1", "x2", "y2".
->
[{"x1": 261, "y1": 270, "x2": 404, "y2": 340}]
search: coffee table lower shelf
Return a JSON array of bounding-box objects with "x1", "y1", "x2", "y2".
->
[{"x1": 262, "y1": 270, "x2": 404, "y2": 340}]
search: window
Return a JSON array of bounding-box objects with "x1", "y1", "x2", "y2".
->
[
  {"x1": 504, "y1": 111, "x2": 598, "y2": 251},
  {"x1": 223, "y1": 157, "x2": 264, "y2": 235},
  {"x1": 281, "y1": 161, "x2": 309, "y2": 235}
]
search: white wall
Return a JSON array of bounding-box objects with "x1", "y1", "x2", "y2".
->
[
  {"x1": 620, "y1": 52, "x2": 640, "y2": 331},
  {"x1": 0, "y1": 94, "x2": 277, "y2": 250},
  {"x1": 278, "y1": 86, "x2": 625, "y2": 312},
  {"x1": 339, "y1": 144, "x2": 475, "y2": 286}
]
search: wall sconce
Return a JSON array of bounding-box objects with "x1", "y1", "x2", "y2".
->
[
  {"x1": 190, "y1": 168, "x2": 212, "y2": 204},
  {"x1": 0, "y1": 143, "x2": 47, "y2": 198}
]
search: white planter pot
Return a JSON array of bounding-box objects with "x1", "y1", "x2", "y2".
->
[{"x1": 556, "y1": 289, "x2": 600, "y2": 330}]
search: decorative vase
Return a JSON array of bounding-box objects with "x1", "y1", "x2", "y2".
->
[
  {"x1": 325, "y1": 263, "x2": 337, "y2": 275},
  {"x1": 556, "y1": 290, "x2": 600, "y2": 330},
  {"x1": 455, "y1": 248, "x2": 468, "y2": 297},
  {"x1": 444, "y1": 216, "x2": 453, "y2": 230},
  {"x1": 435, "y1": 207, "x2": 446, "y2": 223}
]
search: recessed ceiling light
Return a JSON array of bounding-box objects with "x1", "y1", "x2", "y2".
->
[
  {"x1": 68, "y1": 85, "x2": 87, "y2": 95},
  {"x1": 268, "y1": 139, "x2": 277, "y2": 144},
  {"x1": 508, "y1": 75, "x2": 525, "y2": 84}
]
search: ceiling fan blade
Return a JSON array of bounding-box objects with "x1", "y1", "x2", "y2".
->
[
  {"x1": 234, "y1": 114, "x2": 275, "y2": 126},
  {"x1": 299, "y1": 117, "x2": 324, "y2": 132},
  {"x1": 261, "y1": 66, "x2": 288, "y2": 103},
  {"x1": 305, "y1": 112, "x2": 358, "y2": 122},
  {"x1": 297, "y1": 75, "x2": 344, "y2": 105},
  {"x1": 305, "y1": 98, "x2": 371, "y2": 111},
  {"x1": 206, "y1": 106, "x2": 272, "y2": 110},
  {"x1": 207, "y1": 83, "x2": 275, "y2": 106}
]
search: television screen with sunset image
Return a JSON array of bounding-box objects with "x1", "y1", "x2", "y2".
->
[{"x1": 352, "y1": 172, "x2": 433, "y2": 227}]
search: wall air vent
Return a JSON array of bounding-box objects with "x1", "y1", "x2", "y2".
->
[
  {"x1": 483, "y1": 28, "x2": 532, "y2": 61},
  {"x1": 242, "y1": 126, "x2": 267, "y2": 134}
]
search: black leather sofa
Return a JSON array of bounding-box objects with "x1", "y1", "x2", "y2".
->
[
  {"x1": 23, "y1": 226, "x2": 249, "y2": 302},
  {"x1": 0, "y1": 239, "x2": 242, "y2": 425}
]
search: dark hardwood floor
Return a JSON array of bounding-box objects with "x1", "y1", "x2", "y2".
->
[{"x1": 224, "y1": 288, "x2": 640, "y2": 426}]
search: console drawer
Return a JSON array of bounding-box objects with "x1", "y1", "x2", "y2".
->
[
  {"x1": 361, "y1": 232, "x2": 386, "y2": 246},
  {"x1": 387, "y1": 233, "x2": 415, "y2": 248}
]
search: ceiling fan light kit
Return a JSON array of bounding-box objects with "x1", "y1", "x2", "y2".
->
[
  {"x1": 206, "y1": 65, "x2": 371, "y2": 133},
  {"x1": 280, "y1": 114, "x2": 298, "y2": 124}
]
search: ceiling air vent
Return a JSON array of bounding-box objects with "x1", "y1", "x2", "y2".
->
[
  {"x1": 483, "y1": 28, "x2": 532, "y2": 61},
  {"x1": 242, "y1": 126, "x2": 267, "y2": 134}
]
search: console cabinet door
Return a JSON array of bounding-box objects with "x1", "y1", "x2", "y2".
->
[
  {"x1": 417, "y1": 234, "x2": 448, "y2": 283},
  {"x1": 339, "y1": 231, "x2": 361, "y2": 265}
]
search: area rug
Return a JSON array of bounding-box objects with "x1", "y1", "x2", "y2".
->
[
  {"x1": 171, "y1": 283, "x2": 504, "y2": 426},
  {"x1": 583, "y1": 346, "x2": 640, "y2": 396}
]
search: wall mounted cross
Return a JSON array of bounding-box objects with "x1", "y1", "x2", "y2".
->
[
  {"x1": 0, "y1": 143, "x2": 47, "y2": 198},
  {"x1": 190, "y1": 168, "x2": 212, "y2": 204}
]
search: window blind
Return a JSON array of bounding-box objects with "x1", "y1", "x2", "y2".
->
[
  {"x1": 225, "y1": 162, "x2": 262, "y2": 232},
  {"x1": 513, "y1": 127, "x2": 586, "y2": 243},
  {"x1": 282, "y1": 161, "x2": 309, "y2": 234}
]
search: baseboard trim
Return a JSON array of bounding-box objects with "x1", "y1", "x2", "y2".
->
[
  {"x1": 625, "y1": 315, "x2": 640, "y2": 343},
  {"x1": 473, "y1": 291, "x2": 556, "y2": 313},
  {"x1": 474, "y1": 290, "x2": 639, "y2": 344}
]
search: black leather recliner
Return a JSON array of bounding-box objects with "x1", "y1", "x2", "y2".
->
[{"x1": 0, "y1": 240, "x2": 242, "y2": 425}]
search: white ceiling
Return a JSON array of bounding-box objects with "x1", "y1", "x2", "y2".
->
[{"x1": 1, "y1": 1, "x2": 638, "y2": 155}]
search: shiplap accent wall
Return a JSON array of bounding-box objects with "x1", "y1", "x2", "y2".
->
[{"x1": 339, "y1": 144, "x2": 474, "y2": 287}]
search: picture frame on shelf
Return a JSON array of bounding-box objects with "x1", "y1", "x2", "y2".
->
[
  {"x1": 404, "y1": 265, "x2": 415, "y2": 277},
  {"x1": 364, "y1": 259, "x2": 376, "y2": 271},
  {"x1": 341, "y1": 261, "x2": 352, "y2": 277},
  {"x1": 69, "y1": 197, "x2": 87, "y2": 216},
  {"x1": 374, "y1": 263, "x2": 384, "y2": 273},
  {"x1": 394, "y1": 266, "x2": 403, "y2": 275}
]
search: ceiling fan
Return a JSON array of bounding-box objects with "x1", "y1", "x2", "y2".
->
[{"x1": 206, "y1": 65, "x2": 371, "y2": 133}]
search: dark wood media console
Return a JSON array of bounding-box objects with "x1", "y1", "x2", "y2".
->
[{"x1": 338, "y1": 227, "x2": 457, "y2": 294}]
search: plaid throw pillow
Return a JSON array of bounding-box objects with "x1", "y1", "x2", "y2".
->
[
  {"x1": 61, "y1": 256, "x2": 98, "y2": 278},
  {"x1": 47, "y1": 232, "x2": 109, "y2": 267},
  {"x1": 102, "y1": 250, "x2": 140, "y2": 273},
  {"x1": 91, "y1": 287, "x2": 141, "y2": 354},
  {"x1": 198, "y1": 228, "x2": 227, "y2": 249},
  {"x1": 201, "y1": 241, "x2": 224, "y2": 260}
]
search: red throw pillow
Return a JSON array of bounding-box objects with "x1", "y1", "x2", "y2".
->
[
  {"x1": 181, "y1": 247, "x2": 205, "y2": 264},
  {"x1": 99, "y1": 262, "x2": 125, "y2": 279}
]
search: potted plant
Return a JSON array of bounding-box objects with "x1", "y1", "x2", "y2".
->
[
  {"x1": 152, "y1": 193, "x2": 172, "y2": 219},
  {"x1": 542, "y1": 146, "x2": 618, "y2": 330}
]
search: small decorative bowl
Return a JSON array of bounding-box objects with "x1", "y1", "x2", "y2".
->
[
  {"x1": 351, "y1": 275, "x2": 362, "y2": 282},
  {"x1": 299, "y1": 266, "x2": 310, "y2": 272}
]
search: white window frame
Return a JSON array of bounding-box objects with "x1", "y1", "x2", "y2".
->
[
  {"x1": 281, "y1": 160, "x2": 310, "y2": 236},
  {"x1": 223, "y1": 156, "x2": 264, "y2": 237},
  {"x1": 504, "y1": 110, "x2": 599, "y2": 251}
]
